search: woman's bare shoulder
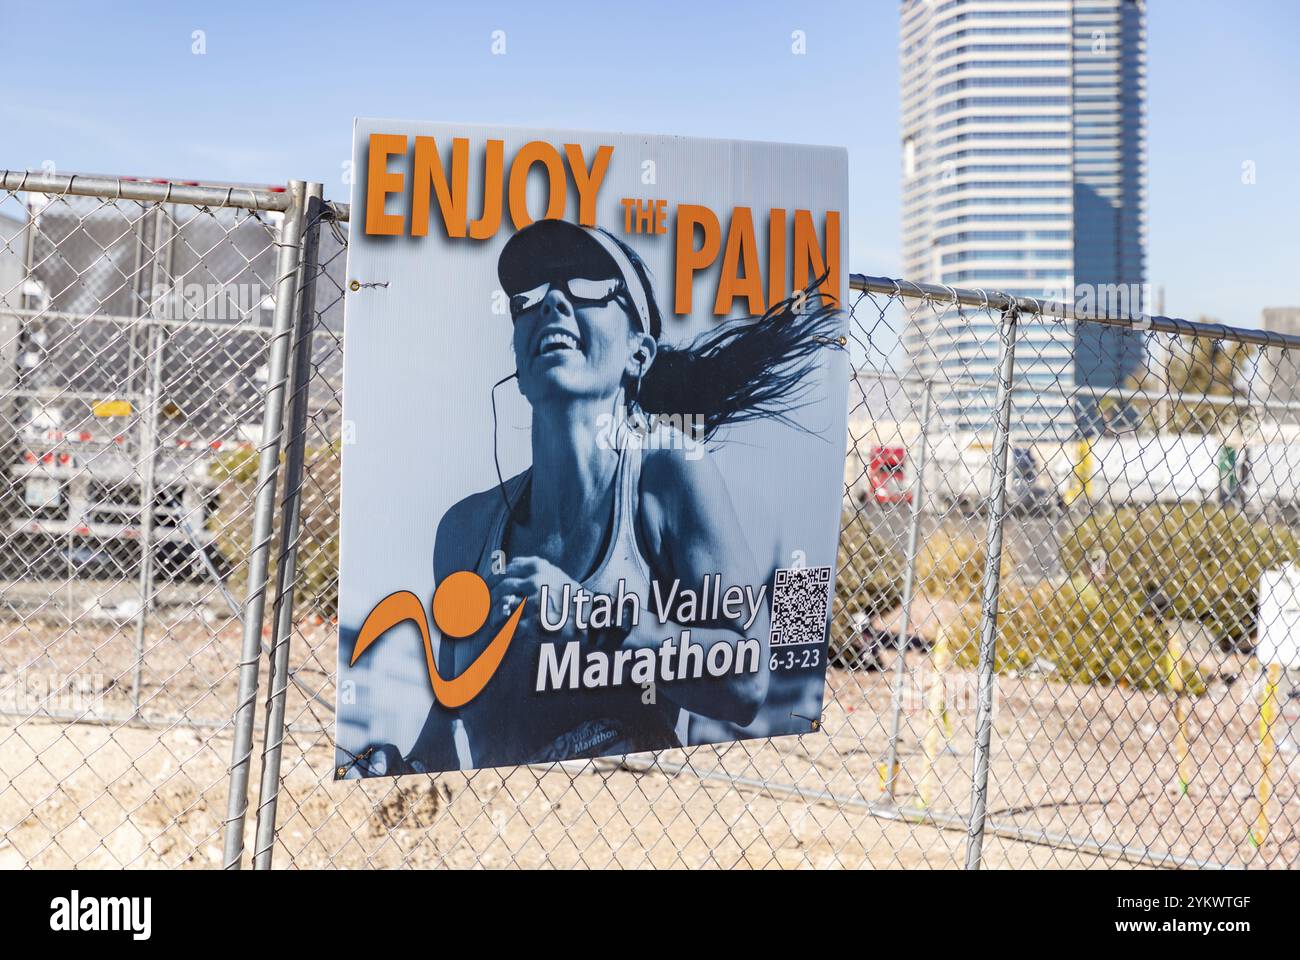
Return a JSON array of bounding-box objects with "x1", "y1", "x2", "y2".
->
[
  {"x1": 640, "y1": 444, "x2": 724, "y2": 501},
  {"x1": 637, "y1": 445, "x2": 729, "y2": 555},
  {"x1": 438, "y1": 485, "x2": 503, "y2": 533},
  {"x1": 434, "y1": 476, "x2": 521, "y2": 577},
  {"x1": 637, "y1": 444, "x2": 750, "y2": 575}
]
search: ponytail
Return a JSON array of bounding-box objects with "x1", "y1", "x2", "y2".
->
[{"x1": 638, "y1": 281, "x2": 844, "y2": 441}]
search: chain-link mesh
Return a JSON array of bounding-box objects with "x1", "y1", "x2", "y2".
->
[
  {"x1": 1, "y1": 173, "x2": 1296, "y2": 868},
  {"x1": 0, "y1": 177, "x2": 298, "y2": 866}
]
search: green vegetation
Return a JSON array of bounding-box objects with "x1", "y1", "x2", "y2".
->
[
  {"x1": 915, "y1": 527, "x2": 1013, "y2": 601},
  {"x1": 210, "y1": 446, "x2": 341, "y2": 618},
  {"x1": 946, "y1": 577, "x2": 1206, "y2": 695},
  {"x1": 1060, "y1": 504, "x2": 1298, "y2": 649}
]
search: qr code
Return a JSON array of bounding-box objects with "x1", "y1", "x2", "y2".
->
[{"x1": 769, "y1": 565, "x2": 832, "y2": 648}]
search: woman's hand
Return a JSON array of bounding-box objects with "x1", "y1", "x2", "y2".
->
[{"x1": 489, "y1": 556, "x2": 583, "y2": 645}]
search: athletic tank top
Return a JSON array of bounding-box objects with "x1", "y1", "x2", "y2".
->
[{"x1": 471, "y1": 425, "x2": 684, "y2": 764}]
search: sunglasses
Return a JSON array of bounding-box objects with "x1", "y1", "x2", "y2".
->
[{"x1": 508, "y1": 277, "x2": 626, "y2": 321}]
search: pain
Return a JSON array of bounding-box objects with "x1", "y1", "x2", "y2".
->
[{"x1": 673, "y1": 205, "x2": 841, "y2": 318}]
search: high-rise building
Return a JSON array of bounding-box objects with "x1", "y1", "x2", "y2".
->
[{"x1": 899, "y1": 0, "x2": 1147, "y2": 436}]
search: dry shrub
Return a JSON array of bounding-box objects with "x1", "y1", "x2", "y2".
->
[
  {"x1": 1060, "y1": 504, "x2": 1299, "y2": 648},
  {"x1": 915, "y1": 528, "x2": 1013, "y2": 601},
  {"x1": 947, "y1": 576, "x2": 1206, "y2": 695},
  {"x1": 210, "y1": 445, "x2": 340, "y2": 617}
]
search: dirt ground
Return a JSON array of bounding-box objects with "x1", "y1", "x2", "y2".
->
[{"x1": 0, "y1": 602, "x2": 1295, "y2": 869}]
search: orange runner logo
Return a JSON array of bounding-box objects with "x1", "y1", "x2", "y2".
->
[{"x1": 349, "y1": 571, "x2": 526, "y2": 708}]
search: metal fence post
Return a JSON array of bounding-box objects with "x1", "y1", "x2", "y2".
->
[
  {"x1": 131, "y1": 204, "x2": 175, "y2": 714},
  {"x1": 129, "y1": 320, "x2": 164, "y2": 712},
  {"x1": 221, "y1": 180, "x2": 307, "y2": 869},
  {"x1": 964, "y1": 303, "x2": 1019, "y2": 871},
  {"x1": 883, "y1": 377, "x2": 933, "y2": 800},
  {"x1": 252, "y1": 183, "x2": 324, "y2": 869}
]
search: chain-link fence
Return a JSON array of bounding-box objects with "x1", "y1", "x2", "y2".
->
[{"x1": 0, "y1": 170, "x2": 1295, "y2": 869}]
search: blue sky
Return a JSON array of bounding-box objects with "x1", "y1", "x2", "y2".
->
[{"x1": 1, "y1": 0, "x2": 1296, "y2": 328}]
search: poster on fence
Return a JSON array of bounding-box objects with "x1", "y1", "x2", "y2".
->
[{"x1": 334, "y1": 119, "x2": 850, "y2": 777}]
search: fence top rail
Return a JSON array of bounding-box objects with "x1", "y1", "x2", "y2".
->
[
  {"x1": 850, "y1": 273, "x2": 1300, "y2": 352},
  {"x1": 0, "y1": 170, "x2": 295, "y2": 214},
  {"x1": 851, "y1": 368, "x2": 1300, "y2": 415},
  {"x1": 13, "y1": 172, "x2": 1284, "y2": 353}
]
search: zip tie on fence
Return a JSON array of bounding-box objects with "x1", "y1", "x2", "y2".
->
[
  {"x1": 348, "y1": 280, "x2": 389, "y2": 292},
  {"x1": 790, "y1": 711, "x2": 822, "y2": 732},
  {"x1": 810, "y1": 335, "x2": 847, "y2": 348},
  {"x1": 335, "y1": 745, "x2": 377, "y2": 779}
]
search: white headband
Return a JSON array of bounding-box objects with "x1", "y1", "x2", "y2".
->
[{"x1": 584, "y1": 228, "x2": 653, "y2": 336}]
